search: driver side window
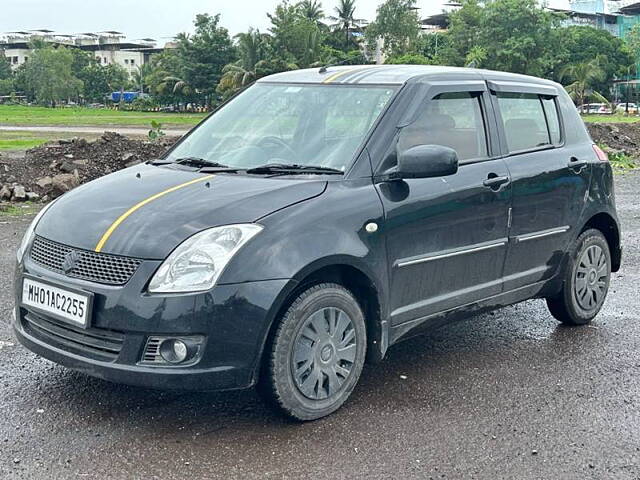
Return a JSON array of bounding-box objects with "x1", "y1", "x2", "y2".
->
[{"x1": 398, "y1": 92, "x2": 488, "y2": 161}]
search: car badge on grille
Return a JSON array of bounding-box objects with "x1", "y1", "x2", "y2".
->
[{"x1": 62, "y1": 251, "x2": 81, "y2": 274}]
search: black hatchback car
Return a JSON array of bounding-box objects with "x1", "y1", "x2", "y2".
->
[{"x1": 13, "y1": 66, "x2": 621, "y2": 420}]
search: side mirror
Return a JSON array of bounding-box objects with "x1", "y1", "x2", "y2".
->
[{"x1": 397, "y1": 145, "x2": 459, "y2": 179}]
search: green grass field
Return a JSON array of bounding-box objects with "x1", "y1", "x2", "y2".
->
[
  {"x1": 1, "y1": 104, "x2": 639, "y2": 128},
  {"x1": 0, "y1": 138, "x2": 48, "y2": 150},
  {"x1": 0, "y1": 130, "x2": 81, "y2": 150},
  {"x1": 0, "y1": 105, "x2": 205, "y2": 127},
  {"x1": 582, "y1": 114, "x2": 640, "y2": 123}
]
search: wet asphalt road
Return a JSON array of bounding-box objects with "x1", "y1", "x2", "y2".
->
[{"x1": 1, "y1": 173, "x2": 639, "y2": 480}]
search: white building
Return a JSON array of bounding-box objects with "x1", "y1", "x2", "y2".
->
[{"x1": 0, "y1": 29, "x2": 170, "y2": 75}]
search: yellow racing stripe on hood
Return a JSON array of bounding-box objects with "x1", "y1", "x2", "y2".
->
[{"x1": 94, "y1": 174, "x2": 216, "y2": 252}]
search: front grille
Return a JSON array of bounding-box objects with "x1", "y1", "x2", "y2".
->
[
  {"x1": 30, "y1": 236, "x2": 142, "y2": 286},
  {"x1": 22, "y1": 311, "x2": 125, "y2": 362}
]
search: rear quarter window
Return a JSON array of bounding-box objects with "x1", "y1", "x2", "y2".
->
[{"x1": 541, "y1": 97, "x2": 562, "y2": 145}]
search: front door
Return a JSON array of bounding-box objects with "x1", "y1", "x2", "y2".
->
[{"x1": 377, "y1": 86, "x2": 512, "y2": 327}]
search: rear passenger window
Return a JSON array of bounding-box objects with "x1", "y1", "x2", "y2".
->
[
  {"x1": 497, "y1": 93, "x2": 561, "y2": 152},
  {"x1": 398, "y1": 92, "x2": 487, "y2": 161}
]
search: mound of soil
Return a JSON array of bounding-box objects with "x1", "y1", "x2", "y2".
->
[
  {"x1": 0, "y1": 132, "x2": 178, "y2": 202},
  {"x1": 586, "y1": 123, "x2": 640, "y2": 157}
]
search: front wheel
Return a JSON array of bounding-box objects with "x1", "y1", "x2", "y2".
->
[
  {"x1": 259, "y1": 283, "x2": 367, "y2": 421},
  {"x1": 547, "y1": 229, "x2": 611, "y2": 325}
]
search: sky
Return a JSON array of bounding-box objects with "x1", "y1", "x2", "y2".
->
[{"x1": 1, "y1": 0, "x2": 570, "y2": 44}]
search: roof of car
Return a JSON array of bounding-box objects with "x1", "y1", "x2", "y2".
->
[{"x1": 258, "y1": 65, "x2": 557, "y2": 87}]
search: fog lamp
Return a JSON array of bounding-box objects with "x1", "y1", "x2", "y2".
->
[
  {"x1": 140, "y1": 335, "x2": 204, "y2": 366},
  {"x1": 159, "y1": 339, "x2": 188, "y2": 364}
]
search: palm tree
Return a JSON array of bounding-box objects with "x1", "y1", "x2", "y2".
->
[
  {"x1": 158, "y1": 75, "x2": 194, "y2": 97},
  {"x1": 299, "y1": 0, "x2": 324, "y2": 23},
  {"x1": 560, "y1": 57, "x2": 607, "y2": 113},
  {"x1": 329, "y1": 0, "x2": 365, "y2": 47},
  {"x1": 300, "y1": 27, "x2": 323, "y2": 68},
  {"x1": 236, "y1": 28, "x2": 268, "y2": 71},
  {"x1": 217, "y1": 29, "x2": 269, "y2": 95},
  {"x1": 132, "y1": 63, "x2": 152, "y2": 94}
]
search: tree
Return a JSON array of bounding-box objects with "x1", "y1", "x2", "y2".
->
[
  {"x1": 561, "y1": 26, "x2": 633, "y2": 96},
  {"x1": 367, "y1": 0, "x2": 421, "y2": 58},
  {"x1": 415, "y1": 32, "x2": 449, "y2": 63},
  {"x1": 441, "y1": 0, "x2": 565, "y2": 77},
  {"x1": 68, "y1": 48, "x2": 97, "y2": 78},
  {"x1": 561, "y1": 57, "x2": 607, "y2": 111},
  {"x1": 236, "y1": 29, "x2": 270, "y2": 72},
  {"x1": 385, "y1": 53, "x2": 431, "y2": 64},
  {"x1": 439, "y1": 0, "x2": 484, "y2": 67},
  {"x1": 175, "y1": 14, "x2": 237, "y2": 105},
  {"x1": 268, "y1": 2, "x2": 324, "y2": 66},
  {"x1": 329, "y1": 0, "x2": 365, "y2": 48},
  {"x1": 299, "y1": 0, "x2": 324, "y2": 23},
  {"x1": 132, "y1": 63, "x2": 153, "y2": 93},
  {"x1": 217, "y1": 30, "x2": 269, "y2": 97},
  {"x1": 254, "y1": 58, "x2": 298, "y2": 78},
  {"x1": 320, "y1": 46, "x2": 367, "y2": 65},
  {"x1": 79, "y1": 63, "x2": 129, "y2": 102},
  {"x1": 268, "y1": 1, "x2": 304, "y2": 60},
  {"x1": 627, "y1": 23, "x2": 640, "y2": 58},
  {"x1": 146, "y1": 49, "x2": 188, "y2": 106},
  {"x1": 0, "y1": 52, "x2": 12, "y2": 80},
  {"x1": 0, "y1": 52, "x2": 13, "y2": 95},
  {"x1": 20, "y1": 45, "x2": 82, "y2": 105}
]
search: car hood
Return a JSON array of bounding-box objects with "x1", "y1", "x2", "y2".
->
[{"x1": 35, "y1": 164, "x2": 327, "y2": 259}]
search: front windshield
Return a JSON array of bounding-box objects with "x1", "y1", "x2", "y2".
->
[{"x1": 165, "y1": 83, "x2": 397, "y2": 171}]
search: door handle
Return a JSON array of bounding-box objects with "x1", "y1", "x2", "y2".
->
[
  {"x1": 483, "y1": 174, "x2": 510, "y2": 190},
  {"x1": 568, "y1": 157, "x2": 588, "y2": 172}
]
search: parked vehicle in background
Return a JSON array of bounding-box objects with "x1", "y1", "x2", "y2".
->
[
  {"x1": 577, "y1": 103, "x2": 612, "y2": 114},
  {"x1": 615, "y1": 102, "x2": 639, "y2": 114},
  {"x1": 13, "y1": 65, "x2": 622, "y2": 421}
]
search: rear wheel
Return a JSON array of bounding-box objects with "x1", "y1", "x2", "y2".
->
[
  {"x1": 259, "y1": 283, "x2": 367, "y2": 421},
  {"x1": 547, "y1": 229, "x2": 611, "y2": 325}
]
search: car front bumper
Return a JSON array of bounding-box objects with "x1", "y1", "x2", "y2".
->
[{"x1": 13, "y1": 256, "x2": 291, "y2": 391}]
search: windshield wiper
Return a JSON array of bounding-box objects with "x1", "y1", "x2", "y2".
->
[
  {"x1": 175, "y1": 157, "x2": 230, "y2": 168},
  {"x1": 245, "y1": 163, "x2": 344, "y2": 175},
  {"x1": 149, "y1": 157, "x2": 230, "y2": 168}
]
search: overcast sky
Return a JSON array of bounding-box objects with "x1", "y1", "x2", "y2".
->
[{"x1": 2, "y1": 0, "x2": 569, "y2": 43}]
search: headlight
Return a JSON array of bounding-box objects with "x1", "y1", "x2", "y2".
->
[
  {"x1": 16, "y1": 200, "x2": 57, "y2": 263},
  {"x1": 148, "y1": 224, "x2": 263, "y2": 293}
]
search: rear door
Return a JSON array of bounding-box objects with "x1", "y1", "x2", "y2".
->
[
  {"x1": 489, "y1": 81, "x2": 592, "y2": 291},
  {"x1": 376, "y1": 81, "x2": 512, "y2": 327}
]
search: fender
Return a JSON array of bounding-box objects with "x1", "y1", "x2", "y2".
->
[{"x1": 220, "y1": 179, "x2": 390, "y2": 367}]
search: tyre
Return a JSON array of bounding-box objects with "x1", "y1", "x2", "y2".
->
[
  {"x1": 547, "y1": 228, "x2": 611, "y2": 325},
  {"x1": 259, "y1": 283, "x2": 367, "y2": 421}
]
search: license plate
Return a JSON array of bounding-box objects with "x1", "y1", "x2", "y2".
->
[{"x1": 21, "y1": 277, "x2": 92, "y2": 327}]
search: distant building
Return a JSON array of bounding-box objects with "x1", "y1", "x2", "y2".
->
[
  {"x1": 0, "y1": 30, "x2": 173, "y2": 75},
  {"x1": 421, "y1": 0, "x2": 640, "y2": 39}
]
